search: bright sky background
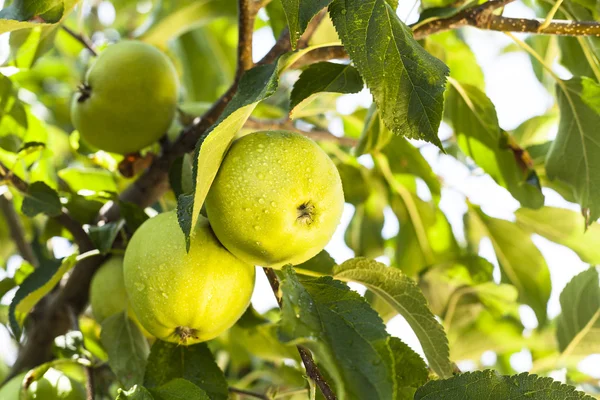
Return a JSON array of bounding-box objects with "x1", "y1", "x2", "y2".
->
[{"x1": 0, "y1": 0, "x2": 598, "y2": 382}]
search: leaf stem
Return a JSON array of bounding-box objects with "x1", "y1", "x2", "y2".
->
[{"x1": 61, "y1": 25, "x2": 97, "y2": 56}]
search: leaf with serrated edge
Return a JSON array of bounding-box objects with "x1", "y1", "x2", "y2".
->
[
  {"x1": 279, "y1": 265, "x2": 397, "y2": 399},
  {"x1": 329, "y1": 0, "x2": 448, "y2": 148},
  {"x1": 290, "y1": 62, "x2": 363, "y2": 116},
  {"x1": 9, "y1": 253, "x2": 78, "y2": 339},
  {"x1": 334, "y1": 257, "x2": 454, "y2": 378},
  {"x1": 516, "y1": 206, "x2": 600, "y2": 264},
  {"x1": 547, "y1": 77, "x2": 600, "y2": 223},
  {"x1": 180, "y1": 62, "x2": 279, "y2": 241},
  {"x1": 415, "y1": 370, "x2": 595, "y2": 399},
  {"x1": 281, "y1": 0, "x2": 333, "y2": 49},
  {"x1": 0, "y1": 0, "x2": 78, "y2": 34},
  {"x1": 556, "y1": 268, "x2": 600, "y2": 355},
  {"x1": 101, "y1": 312, "x2": 150, "y2": 389},
  {"x1": 469, "y1": 206, "x2": 551, "y2": 326},
  {"x1": 144, "y1": 340, "x2": 228, "y2": 400}
]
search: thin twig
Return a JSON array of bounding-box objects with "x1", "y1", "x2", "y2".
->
[
  {"x1": 236, "y1": 0, "x2": 259, "y2": 77},
  {"x1": 245, "y1": 118, "x2": 358, "y2": 147},
  {"x1": 263, "y1": 268, "x2": 338, "y2": 400},
  {"x1": 0, "y1": 194, "x2": 38, "y2": 267},
  {"x1": 61, "y1": 25, "x2": 97, "y2": 56},
  {"x1": 289, "y1": 46, "x2": 348, "y2": 69},
  {"x1": 412, "y1": 0, "x2": 600, "y2": 38},
  {"x1": 412, "y1": 0, "x2": 515, "y2": 39},
  {"x1": 229, "y1": 387, "x2": 271, "y2": 400}
]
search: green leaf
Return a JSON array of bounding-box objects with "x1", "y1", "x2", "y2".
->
[
  {"x1": 390, "y1": 183, "x2": 458, "y2": 276},
  {"x1": 334, "y1": 257, "x2": 454, "y2": 379},
  {"x1": 150, "y1": 379, "x2": 209, "y2": 400},
  {"x1": 516, "y1": 206, "x2": 600, "y2": 264},
  {"x1": 58, "y1": 167, "x2": 118, "y2": 194},
  {"x1": 546, "y1": 78, "x2": 600, "y2": 223},
  {"x1": 0, "y1": 0, "x2": 64, "y2": 23},
  {"x1": 100, "y1": 312, "x2": 150, "y2": 389},
  {"x1": 290, "y1": 62, "x2": 363, "y2": 115},
  {"x1": 21, "y1": 181, "x2": 62, "y2": 217},
  {"x1": 9, "y1": 253, "x2": 78, "y2": 339},
  {"x1": 355, "y1": 105, "x2": 394, "y2": 156},
  {"x1": 445, "y1": 80, "x2": 544, "y2": 208},
  {"x1": 0, "y1": 0, "x2": 78, "y2": 34},
  {"x1": 278, "y1": 265, "x2": 397, "y2": 399},
  {"x1": 179, "y1": 62, "x2": 280, "y2": 242},
  {"x1": 265, "y1": 0, "x2": 287, "y2": 38},
  {"x1": 468, "y1": 206, "x2": 551, "y2": 326},
  {"x1": 329, "y1": 0, "x2": 449, "y2": 149},
  {"x1": 389, "y1": 337, "x2": 428, "y2": 398},
  {"x1": 344, "y1": 184, "x2": 387, "y2": 259},
  {"x1": 382, "y1": 136, "x2": 441, "y2": 201},
  {"x1": 556, "y1": 268, "x2": 600, "y2": 355},
  {"x1": 513, "y1": 112, "x2": 557, "y2": 147},
  {"x1": 415, "y1": 370, "x2": 595, "y2": 399},
  {"x1": 280, "y1": 0, "x2": 333, "y2": 49},
  {"x1": 117, "y1": 385, "x2": 154, "y2": 400},
  {"x1": 88, "y1": 220, "x2": 125, "y2": 255},
  {"x1": 295, "y1": 250, "x2": 336, "y2": 276},
  {"x1": 425, "y1": 31, "x2": 484, "y2": 90},
  {"x1": 140, "y1": 0, "x2": 237, "y2": 48},
  {"x1": 144, "y1": 341, "x2": 228, "y2": 400}
]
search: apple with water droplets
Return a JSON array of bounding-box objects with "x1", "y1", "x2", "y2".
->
[
  {"x1": 123, "y1": 211, "x2": 255, "y2": 345},
  {"x1": 205, "y1": 130, "x2": 345, "y2": 268}
]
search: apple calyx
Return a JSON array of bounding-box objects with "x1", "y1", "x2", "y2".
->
[
  {"x1": 76, "y1": 83, "x2": 92, "y2": 103},
  {"x1": 175, "y1": 326, "x2": 200, "y2": 344},
  {"x1": 296, "y1": 201, "x2": 316, "y2": 225}
]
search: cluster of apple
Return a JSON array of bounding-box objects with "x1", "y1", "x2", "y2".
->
[
  {"x1": 76, "y1": 42, "x2": 345, "y2": 345},
  {"x1": 2, "y1": 40, "x2": 345, "y2": 399}
]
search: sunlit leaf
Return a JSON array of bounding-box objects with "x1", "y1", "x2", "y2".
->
[
  {"x1": 468, "y1": 206, "x2": 551, "y2": 326},
  {"x1": 546, "y1": 77, "x2": 600, "y2": 224},
  {"x1": 516, "y1": 206, "x2": 600, "y2": 264},
  {"x1": 556, "y1": 268, "x2": 600, "y2": 355},
  {"x1": 415, "y1": 370, "x2": 595, "y2": 399},
  {"x1": 329, "y1": 0, "x2": 448, "y2": 148},
  {"x1": 9, "y1": 253, "x2": 78, "y2": 339},
  {"x1": 445, "y1": 80, "x2": 544, "y2": 208},
  {"x1": 334, "y1": 258, "x2": 454, "y2": 378}
]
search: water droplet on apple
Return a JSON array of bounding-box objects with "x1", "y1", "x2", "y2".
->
[
  {"x1": 271, "y1": 201, "x2": 276, "y2": 207},
  {"x1": 254, "y1": 225, "x2": 260, "y2": 230},
  {"x1": 258, "y1": 198, "x2": 265, "y2": 204},
  {"x1": 135, "y1": 282, "x2": 145, "y2": 291}
]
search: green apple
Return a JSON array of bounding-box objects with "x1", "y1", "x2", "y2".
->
[
  {"x1": 0, "y1": 369, "x2": 86, "y2": 400},
  {"x1": 123, "y1": 211, "x2": 255, "y2": 345},
  {"x1": 89, "y1": 256, "x2": 150, "y2": 336},
  {"x1": 71, "y1": 40, "x2": 179, "y2": 155},
  {"x1": 205, "y1": 130, "x2": 344, "y2": 268}
]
